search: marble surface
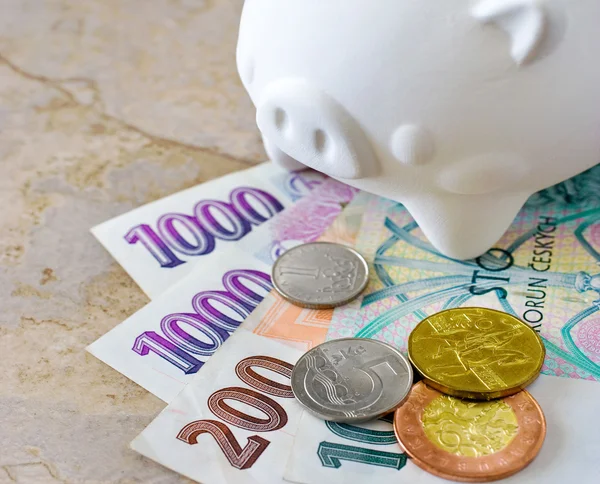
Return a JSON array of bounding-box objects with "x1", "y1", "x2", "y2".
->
[{"x1": 0, "y1": 1, "x2": 262, "y2": 482}]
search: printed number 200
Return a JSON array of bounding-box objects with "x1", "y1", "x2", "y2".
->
[{"x1": 176, "y1": 355, "x2": 294, "y2": 469}]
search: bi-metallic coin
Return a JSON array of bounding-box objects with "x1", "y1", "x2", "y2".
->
[
  {"x1": 394, "y1": 382, "x2": 546, "y2": 482},
  {"x1": 291, "y1": 338, "x2": 413, "y2": 423},
  {"x1": 271, "y1": 242, "x2": 369, "y2": 309},
  {"x1": 408, "y1": 307, "x2": 545, "y2": 400}
]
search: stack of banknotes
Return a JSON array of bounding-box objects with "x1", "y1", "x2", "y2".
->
[{"x1": 88, "y1": 161, "x2": 600, "y2": 483}]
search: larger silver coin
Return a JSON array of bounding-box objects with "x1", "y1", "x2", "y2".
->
[
  {"x1": 291, "y1": 338, "x2": 413, "y2": 423},
  {"x1": 271, "y1": 242, "x2": 369, "y2": 309}
]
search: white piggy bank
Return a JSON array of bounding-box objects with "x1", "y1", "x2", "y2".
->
[{"x1": 236, "y1": 0, "x2": 600, "y2": 259}]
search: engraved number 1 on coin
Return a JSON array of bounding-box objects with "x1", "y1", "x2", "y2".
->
[{"x1": 278, "y1": 266, "x2": 320, "y2": 278}]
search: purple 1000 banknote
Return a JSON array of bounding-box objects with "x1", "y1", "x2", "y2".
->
[
  {"x1": 92, "y1": 162, "x2": 325, "y2": 299},
  {"x1": 88, "y1": 178, "x2": 358, "y2": 402}
]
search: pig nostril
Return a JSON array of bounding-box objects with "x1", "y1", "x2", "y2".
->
[
  {"x1": 274, "y1": 107, "x2": 288, "y2": 131},
  {"x1": 314, "y1": 129, "x2": 328, "y2": 153}
]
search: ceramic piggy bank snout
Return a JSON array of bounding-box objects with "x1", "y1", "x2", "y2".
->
[{"x1": 237, "y1": 0, "x2": 600, "y2": 259}]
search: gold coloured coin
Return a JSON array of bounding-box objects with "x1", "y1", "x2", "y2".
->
[{"x1": 408, "y1": 307, "x2": 545, "y2": 400}]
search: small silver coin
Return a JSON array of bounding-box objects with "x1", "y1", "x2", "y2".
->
[
  {"x1": 291, "y1": 338, "x2": 414, "y2": 423},
  {"x1": 271, "y1": 242, "x2": 369, "y2": 309}
]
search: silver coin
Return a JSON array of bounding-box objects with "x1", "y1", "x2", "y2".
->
[
  {"x1": 291, "y1": 338, "x2": 414, "y2": 423},
  {"x1": 271, "y1": 242, "x2": 369, "y2": 309}
]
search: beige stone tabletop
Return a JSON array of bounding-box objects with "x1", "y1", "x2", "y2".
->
[{"x1": 0, "y1": 1, "x2": 262, "y2": 482}]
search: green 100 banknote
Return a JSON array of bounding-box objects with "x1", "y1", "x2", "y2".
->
[{"x1": 328, "y1": 165, "x2": 600, "y2": 382}]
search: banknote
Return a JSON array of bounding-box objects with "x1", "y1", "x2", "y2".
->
[
  {"x1": 322, "y1": 194, "x2": 388, "y2": 337},
  {"x1": 92, "y1": 162, "x2": 325, "y2": 298},
  {"x1": 87, "y1": 178, "x2": 358, "y2": 402},
  {"x1": 130, "y1": 169, "x2": 600, "y2": 484},
  {"x1": 327, "y1": 166, "x2": 600, "y2": 382},
  {"x1": 284, "y1": 375, "x2": 600, "y2": 484},
  {"x1": 130, "y1": 331, "x2": 304, "y2": 484}
]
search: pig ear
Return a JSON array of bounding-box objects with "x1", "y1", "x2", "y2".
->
[{"x1": 471, "y1": 0, "x2": 547, "y2": 65}]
